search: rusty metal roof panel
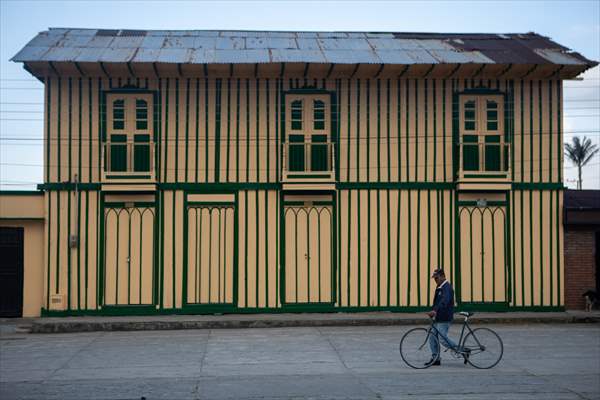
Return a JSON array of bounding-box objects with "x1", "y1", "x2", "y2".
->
[
  {"x1": 428, "y1": 49, "x2": 495, "y2": 64},
  {"x1": 417, "y1": 39, "x2": 456, "y2": 51},
  {"x1": 535, "y1": 49, "x2": 587, "y2": 65}
]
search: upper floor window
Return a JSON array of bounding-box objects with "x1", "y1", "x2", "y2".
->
[
  {"x1": 459, "y1": 95, "x2": 508, "y2": 176},
  {"x1": 105, "y1": 93, "x2": 155, "y2": 180},
  {"x1": 284, "y1": 94, "x2": 333, "y2": 180}
]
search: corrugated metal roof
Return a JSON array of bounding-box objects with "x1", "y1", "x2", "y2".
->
[{"x1": 11, "y1": 28, "x2": 598, "y2": 68}]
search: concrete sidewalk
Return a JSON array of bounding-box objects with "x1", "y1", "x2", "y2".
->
[{"x1": 1, "y1": 310, "x2": 599, "y2": 334}]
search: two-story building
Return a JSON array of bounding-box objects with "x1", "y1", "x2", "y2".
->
[{"x1": 3, "y1": 28, "x2": 597, "y2": 317}]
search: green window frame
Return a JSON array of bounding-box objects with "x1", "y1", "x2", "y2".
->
[
  {"x1": 285, "y1": 94, "x2": 331, "y2": 173},
  {"x1": 106, "y1": 93, "x2": 154, "y2": 174},
  {"x1": 459, "y1": 94, "x2": 506, "y2": 173}
]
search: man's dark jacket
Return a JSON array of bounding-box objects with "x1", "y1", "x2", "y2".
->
[{"x1": 433, "y1": 281, "x2": 454, "y2": 322}]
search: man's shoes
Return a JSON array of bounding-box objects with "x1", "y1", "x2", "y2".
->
[
  {"x1": 425, "y1": 358, "x2": 441, "y2": 366},
  {"x1": 463, "y1": 348, "x2": 471, "y2": 365}
]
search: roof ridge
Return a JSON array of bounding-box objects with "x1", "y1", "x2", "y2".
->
[{"x1": 45, "y1": 27, "x2": 542, "y2": 36}]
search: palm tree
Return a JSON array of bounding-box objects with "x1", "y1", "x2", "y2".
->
[{"x1": 564, "y1": 136, "x2": 599, "y2": 190}]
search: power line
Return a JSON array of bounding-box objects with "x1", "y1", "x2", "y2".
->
[
  {"x1": 1, "y1": 129, "x2": 600, "y2": 143},
  {"x1": 3, "y1": 76, "x2": 600, "y2": 83},
  {"x1": 2, "y1": 108, "x2": 600, "y2": 116},
  {"x1": 1, "y1": 159, "x2": 596, "y2": 174},
  {"x1": 0, "y1": 103, "x2": 592, "y2": 110},
  {"x1": 3, "y1": 85, "x2": 600, "y2": 91}
]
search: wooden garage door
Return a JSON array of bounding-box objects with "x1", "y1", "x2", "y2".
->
[
  {"x1": 283, "y1": 204, "x2": 334, "y2": 305},
  {"x1": 103, "y1": 205, "x2": 156, "y2": 307},
  {"x1": 458, "y1": 205, "x2": 508, "y2": 305},
  {"x1": 186, "y1": 205, "x2": 235, "y2": 306}
]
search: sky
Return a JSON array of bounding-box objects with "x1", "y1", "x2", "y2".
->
[{"x1": 1, "y1": 0, "x2": 599, "y2": 190}]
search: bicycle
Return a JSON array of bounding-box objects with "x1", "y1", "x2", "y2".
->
[{"x1": 399, "y1": 311, "x2": 503, "y2": 369}]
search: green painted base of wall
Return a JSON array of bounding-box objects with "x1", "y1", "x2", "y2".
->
[{"x1": 40, "y1": 304, "x2": 563, "y2": 317}]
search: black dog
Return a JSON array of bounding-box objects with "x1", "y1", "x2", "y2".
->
[{"x1": 582, "y1": 290, "x2": 598, "y2": 312}]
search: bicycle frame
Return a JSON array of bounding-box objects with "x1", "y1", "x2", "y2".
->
[{"x1": 424, "y1": 316, "x2": 482, "y2": 354}]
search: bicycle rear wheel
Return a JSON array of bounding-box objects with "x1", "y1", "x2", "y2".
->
[
  {"x1": 399, "y1": 328, "x2": 435, "y2": 369},
  {"x1": 463, "y1": 327, "x2": 503, "y2": 369}
]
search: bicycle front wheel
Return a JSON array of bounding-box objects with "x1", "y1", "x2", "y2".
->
[
  {"x1": 399, "y1": 328, "x2": 435, "y2": 369},
  {"x1": 463, "y1": 328, "x2": 503, "y2": 369}
]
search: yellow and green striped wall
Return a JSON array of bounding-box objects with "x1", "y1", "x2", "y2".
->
[
  {"x1": 40, "y1": 77, "x2": 564, "y2": 185},
  {"x1": 35, "y1": 76, "x2": 565, "y2": 316}
]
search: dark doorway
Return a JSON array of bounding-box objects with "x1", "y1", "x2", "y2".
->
[{"x1": 0, "y1": 227, "x2": 24, "y2": 317}]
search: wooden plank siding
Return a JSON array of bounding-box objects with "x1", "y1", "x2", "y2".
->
[
  {"x1": 42, "y1": 77, "x2": 564, "y2": 185},
  {"x1": 42, "y1": 186, "x2": 564, "y2": 312},
  {"x1": 39, "y1": 77, "x2": 566, "y2": 315}
]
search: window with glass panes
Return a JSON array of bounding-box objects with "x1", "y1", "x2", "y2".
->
[
  {"x1": 285, "y1": 94, "x2": 330, "y2": 172},
  {"x1": 106, "y1": 93, "x2": 153, "y2": 173},
  {"x1": 459, "y1": 95, "x2": 506, "y2": 173}
]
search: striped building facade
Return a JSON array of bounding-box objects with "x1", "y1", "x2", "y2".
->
[{"x1": 9, "y1": 29, "x2": 597, "y2": 316}]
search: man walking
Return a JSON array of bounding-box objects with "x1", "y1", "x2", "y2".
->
[{"x1": 426, "y1": 268, "x2": 457, "y2": 366}]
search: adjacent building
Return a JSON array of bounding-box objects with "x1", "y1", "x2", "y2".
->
[
  {"x1": 2, "y1": 29, "x2": 597, "y2": 317},
  {"x1": 564, "y1": 190, "x2": 600, "y2": 310}
]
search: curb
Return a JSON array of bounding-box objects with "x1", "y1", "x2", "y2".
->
[{"x1": 23, "y1": 313, "x2": 600, "y2": 334}]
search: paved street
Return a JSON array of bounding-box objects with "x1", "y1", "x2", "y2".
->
[{"x1": 1, "y1": 323, "x2": 599, "y2": 399}]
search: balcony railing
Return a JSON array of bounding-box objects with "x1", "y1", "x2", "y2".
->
[
  {"x1": 458, "y1": 140, "x2": 510, "y2": 179},
  {"x1": 102, "y1": 141, "x2": 155, "y2": 181},
  {"x1": 282, "y1": 142, "x2": 335, "y2": 181}
]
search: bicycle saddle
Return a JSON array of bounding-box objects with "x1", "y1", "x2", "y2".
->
[{"x1": 459, "y1": 311, "x2": 474, "y2": 317}]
